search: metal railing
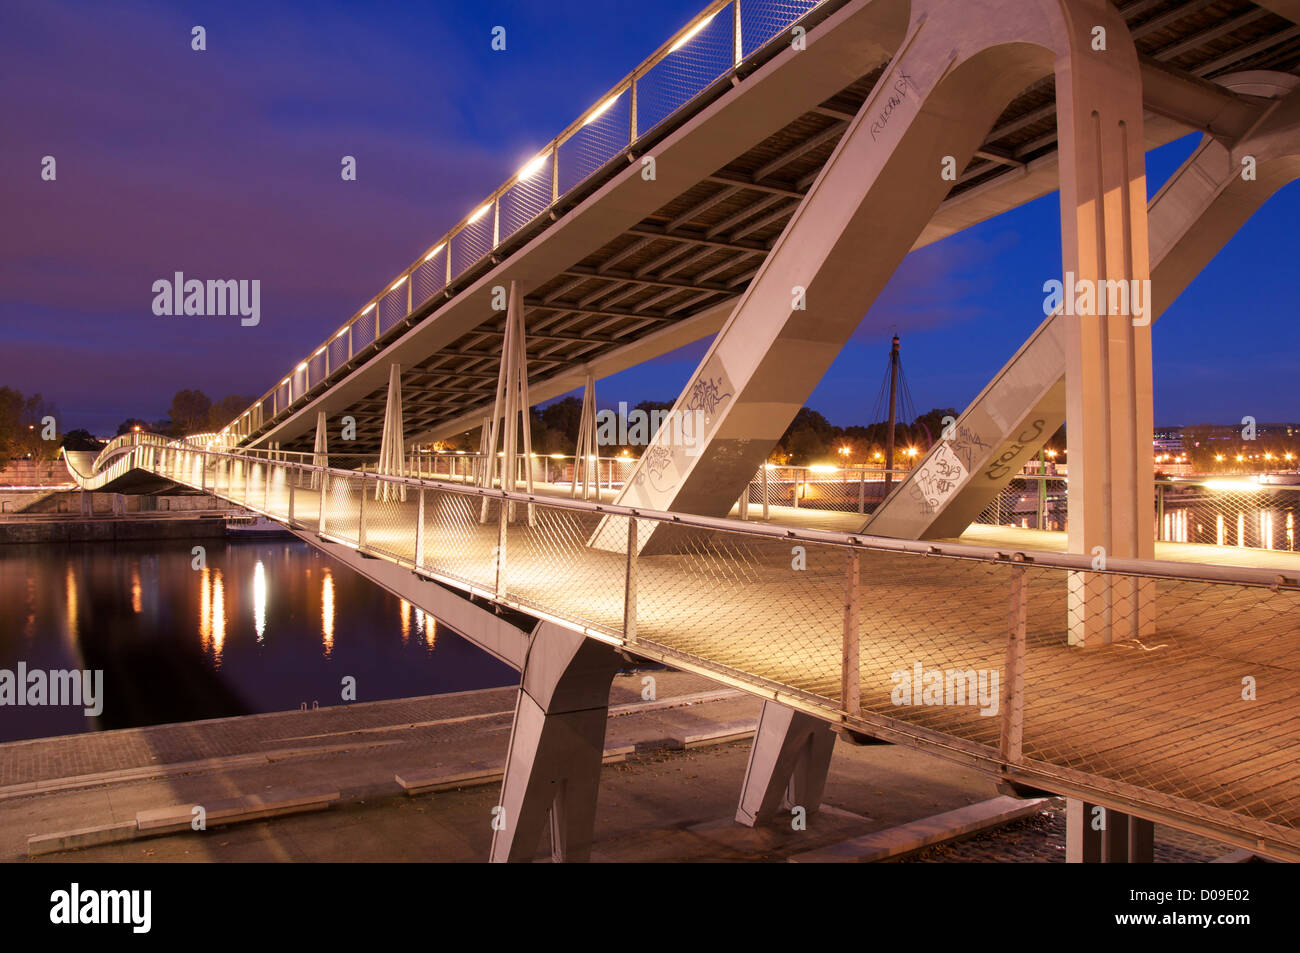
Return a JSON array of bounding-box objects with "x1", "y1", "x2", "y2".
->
[
  {"x1": 221, "y1": 0, "x2": 836, "y2": 447},
  {"x1": 65, "y1": 434, "x2": 1300, "y2": 858}
]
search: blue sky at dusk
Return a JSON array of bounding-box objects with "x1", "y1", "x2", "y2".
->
[{"x1": 3, "y1": 0, "x2": 1297, "y2": 435}]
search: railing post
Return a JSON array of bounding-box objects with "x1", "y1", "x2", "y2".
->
[
  {"x1": 550, "y1": 144, "x2": 560, "y2": 203},
  {"x1": 319, "y1": 470, "x2": 329, "y2": 536},
  {"x1": 629, "y1": 76, "x2": 638, "y2": 143},
  {"x1": 623, "y1": 516, "x2": 638, "y2": 641},
  {"x1": 1037, "y1": 471, "x2": 1047, "y2": 530},
  {"x1": 858, "y1": 469, "x2": 865, "y2": 515},
  {"x1": 761, "y1": 463, "x2": 769, "y2": 520},
  {"x1": 792, "y1": 469, "x2": 800, "y2": 509},
  {"x1": 265, "y1": 459, "x2": 272, "y2": 512},
  {"x1": 200, "y1": 452, "x2": 207, "y2": 493},
  {"x1": 1000, "y1": 565, "x2": 1028, "y2": 763},
  {"x1": 842, "y1": 549, "x2": 860, "y2": 716},
  {"x1": 495, "y1": 495, "x2": 508, "y2": 599},
  {"x1": 732, "y1": 0, "x2": 743, "y2": 66},
  {"x1": 348, "y1": 325, "x2": 354, "y2": 361},
  {"x1": 415, "y1": 488, "x2": 426, "y2": 569},
  {"x1": 1156, "y1": 482, "x2": 1165, "y2": 541},
  {"x1": 243, "y1": 458, "x2": 251, "y2": 504},
  {"x1": 358, "y1": 474, "x2": 368, "y2": 548}
]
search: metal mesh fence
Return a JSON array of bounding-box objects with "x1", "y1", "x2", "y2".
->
[
  {"x1": 379, "y1": 284, "x2": 407, "y2": 336},
  {"x1": 500, "y1": 153, "x2": 554, "y2": 242},
  {"x1": 976, "y1": 476, "x2": 1068, "y2": 530},
  {"x1": 1025, "y1": 567, "x2": 1300, "y2": 835},
  {"x1": 635, "y1": 7, "x2": 735, "y2": 136},
  {"x1": 742, "y1": 467, "x2": 911, "y2": 514},
  {"x1": 328, "y1": 329, "x2": 351, "y2": 374},
  {"x1": 411, "y1": 248, "x2": 446, "y2": 311},
  {"x1": 308, "y1": 350, "x2": 327, "y2": 390},
  {"x1": 740, "y1": 0, "x2": 823, "y2": 56},
  {"x1": 1158, "y1": 481, "x2": 1300, "y2": 550},
  {"x1": 452, "y1": 212, "x2": 495, "y2": 280},
  {"x1": 351, "y1": 314, "x2": 376, "y2": 352},
  {"x1": 557, "y1": 91, "x2": 631, "y2": 194}
]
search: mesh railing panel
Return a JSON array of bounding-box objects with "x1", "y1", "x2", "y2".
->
[
  {"x1": 1023, "y1": 567, "x2": 1300, "y2": 834},
  {"x1": 411, "y1": 250, "x2": 446, "y2": 310},
  {"x1": 379, "y1": 285, "x2": 407, "y2": 336},
  {"x1": 1159, "y1": 484, "x2": 1300, "y2": 550},
  {"x1": 635, "y1": 8, "x2": 735, "y2": 136},
  {"x1": 328, "y1": 330, "x2": 350, "y2": 373},
  {"x1": 451, "y1": 214, "x2": 494, "y2": 280},
  {"x1": 741, "y1": 0, "x2": 823, "y2": 56},
  {"x1": 500, "y1": 155, "x2": 554, "y2": 243},
  {"x1": 557, "y1": 92, "x2": 631, "y2": 194},
  {"x1": 420, "y1": 488, "x2": 499, "y2": 590},
  {"x1": 503, "y1": 503, "x2": 629, "y2": 635},
  {"x1": 976, "y1": 477, "x2": 1068, "y2": 531}
]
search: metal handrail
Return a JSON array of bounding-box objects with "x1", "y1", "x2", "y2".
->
[
  {"x1": 221, "y1": 0, "x2": 840, "y2": 447},
  {"x1": 65, "y1": 435, "x2": 1300, "y2": 591}
]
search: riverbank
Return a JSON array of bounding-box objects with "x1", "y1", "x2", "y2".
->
[
  {"x1": 0, "y1": 513, "x2": 228, "y2": 543},
  {"x1": 2, "y1": 672, "x2": 1238, "y2": 863}
]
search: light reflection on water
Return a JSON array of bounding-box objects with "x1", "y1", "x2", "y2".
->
[{"x1": 0, "y1": 538, "x2": 515, "y2": 742}]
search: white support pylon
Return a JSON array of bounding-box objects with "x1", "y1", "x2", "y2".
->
[
  {"x1": 376, "y1": 363, "x2": 406, "y2": 502},
  {"x1": 480, "y1": 281, "x2": 534, "y2": 523},
  {"x1": 571, "y1": 372, "x2": 598, "y2": 501}
]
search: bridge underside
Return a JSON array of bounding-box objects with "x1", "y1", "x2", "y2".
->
[{"x1": 242, "y1": 0, "x2": 1300, "y2": 464}]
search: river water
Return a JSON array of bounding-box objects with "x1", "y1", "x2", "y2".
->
[{"x1": 0, "y1": 538, "x2": 517, "y2": 743}]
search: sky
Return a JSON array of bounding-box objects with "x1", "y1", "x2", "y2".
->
[{"x1": 2, "y1": 0, "x2": 1298, "y2": 436}]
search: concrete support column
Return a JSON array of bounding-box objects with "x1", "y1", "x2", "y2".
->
[
  {"x1": 1066, "y1": 799, "x2": 1155, "y2": 862},
  {"x1": 1054, "y1": 2, "x2": 1156, "y2": 645},
  {"x1": 735, "y1": 701, "x2": 836, "y2": 827},
  {"x1": 489, "y1": 622, "x2": 623, "y2": 863}
]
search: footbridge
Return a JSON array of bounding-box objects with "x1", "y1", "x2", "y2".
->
[{"x1": 69, "y1": 0, "x2": 1300, "y2": 863}]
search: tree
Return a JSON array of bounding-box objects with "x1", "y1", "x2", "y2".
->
[
  {"x1": 0, "y1": 387, "x2": 58, "y2": 463},
  {"x1": 539, "y1": 396, "x2": 583, "y2": 448},
  {"x1": 207, "y1": 394, "x2": 255, "y2": 432},
  {"x1": 61, "y1": 429, "x2": 104, "y2": 452},
  {"x1": 168, "y1": 389, "x2": 212, "y2": 435},
  {"x1": 912, "y1": 407, "x2": 959, "y2": 451},
  {"x1": 116, "y1": 418, "x2": 150, "y2": 436},
  {"x1": 779, "y1": 408, "x2": 836, "y2": 465}
]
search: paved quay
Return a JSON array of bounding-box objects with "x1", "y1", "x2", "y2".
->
[{"x1": 1, "y1": 670, "x2": 1238, "y2": 863}]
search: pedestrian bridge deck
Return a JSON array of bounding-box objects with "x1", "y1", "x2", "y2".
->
[{"x1": 65, "y1": 445, "x2": 1300, "y2": 859}]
